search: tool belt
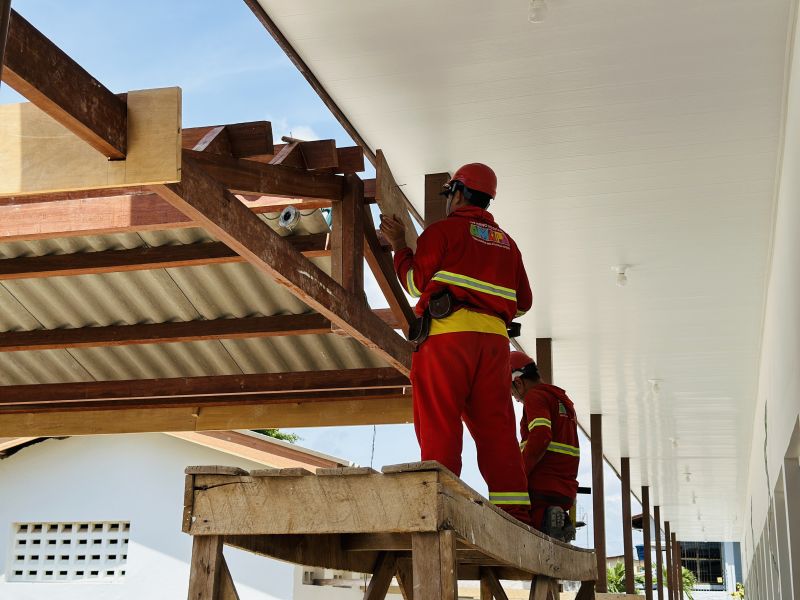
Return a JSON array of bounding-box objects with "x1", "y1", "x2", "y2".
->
[{"x1": 407, "y1": 291, "x2": 455, "y2": 350}]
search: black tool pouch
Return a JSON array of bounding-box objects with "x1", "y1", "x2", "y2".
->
[
  {"x1": 428, "y1": 290, "x2": 454, "y2": 319},
  {"x1": 407, "y1": 312, "x2": 431, "y2": 351}
]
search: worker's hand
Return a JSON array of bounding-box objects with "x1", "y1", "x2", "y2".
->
[{"x1": 379, "y1": 214, "x2": 408, "y2": 252}]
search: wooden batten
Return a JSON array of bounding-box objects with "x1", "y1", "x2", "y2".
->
[{"x1": 375, "y1": 150, "x2": 419, "y2": 251}]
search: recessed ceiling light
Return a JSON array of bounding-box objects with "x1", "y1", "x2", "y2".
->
[{"x1": 612, "y1": 265, "x2": 630, "y2": 287}]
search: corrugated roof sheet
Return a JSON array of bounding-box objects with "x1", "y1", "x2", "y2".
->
[{"x1": 0, "y1": 211, "x2": 386, "y2": 385}]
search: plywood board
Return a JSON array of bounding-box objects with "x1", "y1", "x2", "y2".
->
[{"x1": 0, "y1": 87, "x2": 181, "y2": 196}]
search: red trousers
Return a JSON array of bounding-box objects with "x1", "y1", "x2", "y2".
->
[{"x1": 411, "y1": 332, "x2": 531, "y2": 524}]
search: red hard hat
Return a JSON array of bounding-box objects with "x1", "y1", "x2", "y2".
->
[
  {"x1": 510, "y1": 351, "x2": 535, "y2": 375},
  {"x1": 449, "y1": 163, "x2": 497, "y2": 198}
]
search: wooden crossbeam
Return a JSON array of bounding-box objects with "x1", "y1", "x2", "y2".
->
[
  {"x1": 0, "y1": 236, "x2": 329, "y2": 280},
  {"x1": 2, "y1": 10, "x2": 127, "y2": 158},
  {"x1": 0, "y1": 309, "x2": 402, "y2": 351},
  {"x1": 153, "y1": 153, "x2": 411, "y2": 374},
  {"x1": 183, "y1": 121, "x2": 274, "y2": 158},
  {"x1": 185, "y1": 149, "x2": 344, "y2": 200},
  {"x1": 0, "y1": 367, "x2": 408, "y2": 406},
  {"x1": 0, "y1": 1, "x2": 10, "y2": 87}
]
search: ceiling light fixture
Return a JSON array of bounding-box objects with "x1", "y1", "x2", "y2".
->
[
  {"x1": 529, "y1": 0, "x2": 548, "y2": 23},
  {"x1": 612, "y1": 265, "x2": 630, "y2": 287},
  {"x1": 648, "y1": 379, "x2": 662, "y2": 394}
]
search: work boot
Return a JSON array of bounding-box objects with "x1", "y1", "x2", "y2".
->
[{"x1": 543, "y1": 507, "x2": 576, "y2": 542}]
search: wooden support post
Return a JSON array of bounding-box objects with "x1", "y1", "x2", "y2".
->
[
  {"x1": 0, "y1": 0, "x2": 10, "y2": 88},
  {"x1": 654, "y1": 505, "x2": 664, "y2": 600},
  {"x1": 591, "y1": 413, "x2": 607, "y2": 592},
  {"x1": 364, "y1": 552, "x2": 397, "y2": 600},
  {"x1": 481, "y1": 567, "x2": 509, "y2": 600},
  {"x1": 535, "y1": 338, "x2": 553, "y2": 384},
  {"x1": 621, "y1": 457, "x2": 635, "y2": 594},
  {"x1": 331, "y1": 174, "x2": 364, "y2": 295},
  {"x1": 676, "y1": 539, "x2": 684, "y2": 600},
  {"x1": 395, "y1": 558, "x2": 414, "y2": 600},
  {"x1": 424, "y1": 173, "x2": 450, "y2": 227},
  {"x1": 480, "y1": 576, "x2": 493, "y2": 600},
  {"x1": 411, "y1": 530, "x2": 457, "y2": 600},
  {"x1": 574, "y1": 580, "x2": 596, "y2": 600},
  {"x1": 3, "y1": 10, "x2": 127, "y2": 158},
  {"x1": 642, "y1": 486, "x2": 654, "y2": 600},
  {"x1": 664, "y1": 521, "x2": 673, "y2": 598},
  {"x1": 219, "y1": 559, "x2": 240, "y2": 600},
  {"x1": 187, "y1": 535, "x2": 224, "y2": 600},
  {"x1": 529, "y1": 575, "x2": 558, "y2": 600}
]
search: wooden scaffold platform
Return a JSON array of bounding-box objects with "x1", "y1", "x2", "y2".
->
[{"x1": 183, "y1": 461, "x2": 597, "y2": 600}]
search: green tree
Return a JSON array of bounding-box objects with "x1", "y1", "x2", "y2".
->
[
  {"x1": 657, "y1": 566, "x2": 696, "y2": 600},
  {"x1": 606, "y1": 562, "x2": 628, "y2": 593},
  {"x1": 253, "y1": 428, "x2": 301, "y2": 443}
]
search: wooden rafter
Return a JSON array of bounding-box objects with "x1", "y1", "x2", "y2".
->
[
  {"x1": 331, "y1": 174, "x2": 364, "y2": 294},
  {"x1": 2, "y1": 10, "x2": 127, "y2": 158},
  {"x1": 183, "y1": 121, "x2": 274, "y2": 158},
  {"x1": 152, "y1": 153, "x2": 412, "y2": 374},
  {"x1": 0, "y1": 236, "x2": 329, "y2": 280},
  {"x1": 0, "y1": 367, "x2": 408, "y2": 406},
  {"x1": 0, "y1": 309, "x2": 401, "y2": 351},
  {"x1": 424, "y1": 172, "x2": 450, "y2": 227},
  {"x1": 0, "y1": 0, "x2": 10, "y2": 87}
]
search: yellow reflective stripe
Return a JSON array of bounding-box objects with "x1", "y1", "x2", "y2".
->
[
  {"x1": 547, "y1": 442, "x2": 580, "y2": 457},
  {"x1": 527, "y1": 417, "x2": 551, "y2": 431},
  {"x1": 515, "y1": 309, "x2": 527, "y2": 317},
  {"x1": 430, "y1": 270, "x2": 517, "y2": 301},
  {"x1": 489, "y1": 492, "x2": 531, "y2": 506},
  {"x1": 519, "y1": 440, "x2": 527, "y2": 451},
  {"x1": 429, "y1": 308, "x2": 507, "y2": 338},
  {"x1": 406, "y1": 268, "x2": 422, "y2": 298}
]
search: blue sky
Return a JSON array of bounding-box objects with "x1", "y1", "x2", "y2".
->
[{"x1": 2, "y1": 0, "x2": 641, "y2": 558}]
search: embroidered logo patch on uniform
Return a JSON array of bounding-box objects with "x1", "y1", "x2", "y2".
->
[
  {"x1": 558, "y1": 402, "x2": 567, "y2": 416},
  {"x1": 469, "y1": 223, "x2": 511, "y2": 248}
]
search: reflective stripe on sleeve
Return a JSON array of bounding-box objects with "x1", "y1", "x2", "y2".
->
[
  {"x1": 515, "y1": 309, "x2": 527, "y2": 317},
  {"x1": 406, "y1": 269, "x2": 422, "y2": 298},
  {"x1": 489, "y1": 492, "x2": 531, "y2": 506},
  {"x1": 519, "y1": 440, "x2": 527, "y2": 452},
  {"x1": 547, "y1": 441, "x2": 580, "y2": 457},
  {"x1": 527, "y1": 417, "x2": 552, "y2": 431},
  {"x1": 430, "y1": 270, "x2": 517, "y2": 301}
]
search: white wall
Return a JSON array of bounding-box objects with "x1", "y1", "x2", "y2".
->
[
  {"x1": 743, "y1": 0, "x2": 800, "y2": 586},
  {"x1": 0, "y1": 434, "x2": 296, "y2": 600}
]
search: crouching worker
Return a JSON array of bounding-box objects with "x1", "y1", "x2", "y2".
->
[{"x1": 510, "y1": 351, "x2": 579, "y2": 541}]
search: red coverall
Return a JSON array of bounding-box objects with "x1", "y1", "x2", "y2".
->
[
  {"x1": 394, "y1": 205, "x2": 533, "y2": 522},
  {"x1": 518, "y1": 383, "x2": 580, "y2": 529}
]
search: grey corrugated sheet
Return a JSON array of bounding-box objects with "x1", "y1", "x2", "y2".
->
[{"x1": 0, "y1": 212, "x2": 386, "y2": 385}]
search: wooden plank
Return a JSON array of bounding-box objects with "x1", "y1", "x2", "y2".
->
[
  {"x1": 185, "y1": 149, "x2": 343, "y2": 200},
  {"x1": 269, "y1": 140, "x2": 304, "y2": 168},
  {"x1": 249, "y1": 467, "x2": 314, "y2": 477},
  {"x1": 591, "y1": 414, "x2": 607, "y2": 592},
  {"x1": 536, "y1": 339, "x2": 553, "y2": 384},
  {"x1": 343, "y1": 533, "x2": 413, "y2": 552},
  {"x1": 335, "y1": 146, "x2": 365, "y2": 174},
  {"x1": 187, "y1": 535, "x2": 224, "y2": 600},
  {"x1": 396, "y1": 558, "x2": 414, "y2": 600},
  {"x1": 365, "y1": 553, "x2": 397, "y2": 600},
  {"x1": 2, "y1": 10, "x2": 127, "y2": 158},
  {"x1": 0, "y1": 395, "x2": 413, "y2": 436},
  {"x1": 225, "y1": 533, "x2": 378, "y2": 574},
  {"x1": 0, "y1": 367, "x2": 408, "y2": 406},
  {"x1": 190, "y1": 126, "x2": 231, "y2": 155},
  {"x1": 363, "y1": 205, "x2": 416, "y2": 335},
  {"x1": 0, "y1": 235, "x2": 330, "y2": 280},
  {"x1": 575, "y1": 580, "x2": 596, "y2": 600},
  {"x1": 0, "y1": 313, "x2": 335, "y2": 351},
  {"x1": 480, "y1": 574, "x2": 493, "y2": 600},
  {"x1": 316, "y1": 466, "x2": 378, "y2": 477},
  {"x1": 641, "y1": 487, "x2": 653, "y2": 600},
  {"x1": 621, "y1": 457, "x2": 635, "y2": 594},
  {"x1": 412, "y1": 530, "x2": 457, "y2": 600},
  {"x1": 219, "y1": 558, "x2": 240, "y2": 600},
  {"x1": 424, "y1": 173, "x2": 450, "y2": 228},
  {"x1": 154, "y1": 154, "x2": 411, "y2": 374},
  {"x1": 482, "y1": 568, "x2": 509, "y2": 600},
  {"x1": 0, "y1": 87, "x2": 180, "y2": 196},
  {"x1": 183, "y1": 122, "x2": 273, "y2": 158},
  {"x1": 188, "y1": 471, "x2": 440, "y2": 535},
  {"x1": 186, "y1": 466, "x2": 249, "y2": 476},
  {"x1": 376, "y1": 150, "x2": 418, "y2": 252},
  {"x1": 278, "y1": 138, "x2": 339, "y2": 171},
  {"x1": 331, "y1": 174, "x2": 364, "y2": 294},
  {"x1": 0, "y1": 0, "x2": 10, "y2": 89}
]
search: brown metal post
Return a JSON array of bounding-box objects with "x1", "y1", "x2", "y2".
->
[
  {"x1": 676, "y1": 539, "x2": 684, "y2": 600},
  {"x1": 536, "y1": 338, "x2": 553, "y2": 384},
  {"x1": 0, "y1": 0, "x2": 11, "y2": 87},
  {"x1": 671, "y1": 532, "x2": 680, "y2": 600},
  {"x1": 642, "y1": 486, "x2": 653, "y2": 600},
  {"x1": 591, "y1": 413, "x2": 607, "y2": 592},
  {"x1": 664, "y1": 520, "x2": 673, "y2": 598},
  {"x1": 621, "y1": 457, "x2": 635, "y2": 594},
  {"x1": 654, "y1": 506, "x2": 664, "y2": 600}
]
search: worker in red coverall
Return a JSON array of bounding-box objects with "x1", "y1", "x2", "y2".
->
[
  {"x1": 380, "y1": 163, "x2": 533, "y2": 525},
  {"x1": 510, "y1": 351, "x2": 579, "y2": 541}
]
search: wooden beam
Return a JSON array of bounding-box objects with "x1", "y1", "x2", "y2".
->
[
  {"x1": 481, "y1": 567, "x2": 509, "y2": 600},
  {"x1": 654, "y1": 505, "x2": 664, "y2": 600},
  {"x1": 664, "y1": 521, "x2": 673, "y2": 598},
  {"x1": 279, "y1": 137, "x2": 339, "y2": 171},
  {"x1": 395, "y1": 559, "x2": 414, "y2": 600},
  {"x1": 183, "y1": 121, "x2": 274, "y2": 158},
  {"x1": 364, "y1": 553, "x2": 397, "y2": 600},
  {"x1": 675, "y1": 538, "x2": 683, "y2": 600},
  {"x1": 642, "y1": 486, "x2": 654, "y2": 600},
  {"x1": 269, "y1": 140, "x2": 304, "y2": 168},
  {"x1": 376, "y1": 150, "x2": 418, "y2": 251},
  {"x1": 185, "y1": 149, "x2": 344, "y2": 200},
  {"x1": 412, "y1": 531, "x2": 457, "y2": 600},
  {"x1": 153, "y1": 153, "x2": 411, "y2": 375},
  {"x1": 591, "y1": 413, "x2": 607, "y2": 592},
  {"x1": 187, "y1": 535, "x2": 225, "y2": 600},
  {"x1": 2, "y1": 10, "x2": 127, "y2": 158},
  {"x1": 0, "y1": 393, "x2": 413, "y2": 436},
  {"x1": 219, "y1": 558, "x2": 240, "y2": 600},
  {"x1": 0, "y1": 236, "x2": 329, "y2": 280},
  {"x1": 621, "y1": 457, "x2": 635, "y2": 594},
  {"x1": 535, "y1": 338, "x2": 553, "y2": 384},
  {"x1": 0, "y1": 367, "x2": 408, "y2": 406},
  {"x1": 0, "y1": 309, "x2": 402, "y2": 350},
  {"x1": 364, "y1": 206, "x2": 415, "y2": 335},
  {"x1": 424, "y1": 173, "x2": 450, "y2": 228},
  {"x1": 0, "y1": 1, "x2": 10, "y2": 88},
  {"x1": 331, "y1": 174, "x2": 364, "y2": 294}
]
